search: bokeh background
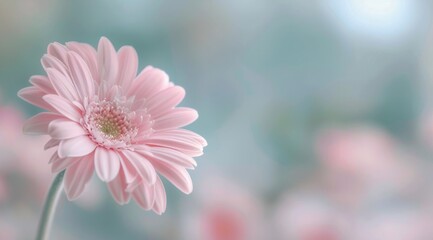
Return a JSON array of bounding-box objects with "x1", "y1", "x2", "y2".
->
[{"x1": 2, "y1": 0, "x2": 433, "y2": 239}]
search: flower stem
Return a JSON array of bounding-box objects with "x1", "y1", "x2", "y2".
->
[{"x1": 35, "y1": 170, "x2": 65, "y2": 240}]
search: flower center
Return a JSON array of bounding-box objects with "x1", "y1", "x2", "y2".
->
[
  {"x1": 84, "y1": 99, "x2": 137, "y2": 147},
  {"x1": 98, "y1": 115, "x2": 123, "y2": 139}
]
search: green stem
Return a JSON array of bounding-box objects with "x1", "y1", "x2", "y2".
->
[{"x1": 35, "y1": 170, "x2": 65, "y2": 240}]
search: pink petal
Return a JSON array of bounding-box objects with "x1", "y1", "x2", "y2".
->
[
  {"x1": 18, "y1": 87, "x2": 53, "y2": 110},
  {"x1": 23, "y1": 112, "x2": 61, "y2": 134},
  {"x1": 144, "y1": 147, "x2": 197, "y2": 169},
  {"x1": 132, "y1": 182, "x2": 155, "y2": 210},
  {"x1": 125, "y1": 176, "x2": 142, "y2": 192},
  {"x1": 143, "y1": 134, "x2": 203, "y2": 157},
  {"x1": 152, "y1": 160, "x2": 193, "y2": 194},
  {"x1": 106, "y1": 85, "x2": 120, "y2": 100},
  {"x1": 94, "y1": 148, "x2": 121, "y2": 182},
  {"x1": 128, "y1": 66, "x2": 169, "y2": 99},
  {"x1": 58, "y1": 135, "x2": 96, "y2": 158},
  {"x1": 119, "y1": 157, "x2": 137, "y2": 183},
  {"x1": 41, "y1": 55, "x2": 69, "y2": 77},
  {"x1": 64, "y1": 156, "x2": 94, "y2": 200},
  {"x1": 71, "y1": 100, "x2": 84, "y2": 112},
  {"x1": 29, "y1": 75, "x2": 55, "y2": 94},
  {"x1": 121, "y1": 150, "x2": 156, "y2": 184},
  {"x1": 152, "y1": 176, "x2": 167, "y2": 215},
  {"x1": 47, "y1": 42, "x2": 68, "y2": 63},
  {"x1": 152, "y1": 107, "x2": 198, "y2": 130},
  {"x1": 44, "y1": 138, "x2": 60, "y2": 150},
  {"x1": 51, "y1": 156, "x2": 81, "y2": 173},
  {"x1": 117, "y1": 46, "x2": 138, "y2": 92},
  {"x1": 107, "y1": 168, "x2": 131, "y2": 205},
  {"x1": 48, "y1": 119, "x2": 87, "y2": 139},
  {"x1": 43, "y1": 94, "x2": 82, "y2": 122},
  {"x1": 67, "y1": 52, "x2": 95, "y2": 98},
  {"x1": 154, "y1": 129, "x2": 207, "y2": 146},
  {"x1": 46, "y1": 68, "x2": 79, "y2": 101},
  {"x1": 97, "y1": 37, "x2": 118, "y2": 87},
  {"x1": 146, "y1": 86, "x2": 185, "y2": 117},
  {"x1": 66, "y1": 42, "x2": 98, "y2": 83},
  {"x1": 49, "y1": 151, "x2": 60, "y2": 164}
]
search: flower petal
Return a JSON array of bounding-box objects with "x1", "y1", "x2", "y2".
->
[
  {"x1": 119, "y1": 157, "x2": 137, "y2": 183},
  {"x1": 58, "y1": 135, "x2": 96, "y2": 158},
  {"x1": 44, "y1": 138, "x2": 60, "y2": 150},
  {"x1": 146, "y1": 86, "x2": 185, "y2": 117},
  {"x1": 125, "y1": 176, "x2": 142, "y2": 192},
  {"x1": 29, "y1": 75, "x2": 55, "y2": 94},
  {"x1": 66, "y1": 42, "x2": 98, "y2": 83},
  {"x1": 152, "y1": 160, "x2": 193, "y2": 194},
  {"x1": 43, "y1": 94, "x2": 82, "y2": 122},
  {"x1": 142, "y1": 133, "x2": 204, "y2": 157},
  {"x1": 132, "y1": 182, "x2": 155, "y2": 210},
  {"x1": 46, "y1": 68, "x2": 79, "y2": 101},
  {"x1": 94, "y1": 147, "x2": 121, "y2": 182},
  {"x1": 49, "y1": 151, "x2": 60, "y2": 164},
  {"x1": 142, "y1": 147, "x2": 197, "y2": 169},
  {"x1": 64, "y1": 156, "x2": 94, "y2": 200},
  {"x1": 128, "y1": 66, "x2": 169, "y2": 99},
  {"x1": 23, "y1": 112, "x2": 61, "y2": 134},
  {"x1": 122, "y1": 150, "x2": 156, "y2": 184},
  {"x1": 47, "y1": 42, "x2": 68, "y2": 63},
  {"x1": 18, "y1": 87, "x2": 53, "y2": 110},
  {"x1": 48, "y1": 119, "x2": 87, "y2": 139},
  {"x1": 51, "y1": 156, "x2": 81, "y2": 173},
  {"x1": 41, "y1": 54, "x2": 69, "y2": 77},
  {"x1": 97, "y1": 37, "x2": 118, "y2": 87},
  {"x1": 117, "y1": 46, "x2": 138, "y2": 92},
  {"x1": 153, "y1": 107, "x2": 198, "y2": 130},
  {"x1": 152, "y1": 176, "x2": 167, "y2": 215},
  {"x1": 107, "y1": 168, "x2": 131, "y2": 205},
  {"x1": 67, "y1": 51, "x2": 95, "y2": 98},
  {"x1": 154, "y1": 129, "x2": 207, "y2": 147}
]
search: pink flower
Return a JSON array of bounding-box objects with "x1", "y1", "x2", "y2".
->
[
  {"x1": 274, "y1": 191, "x2": 342, "y2": 240},
  {"x1": 315, "y1": 125, "x2": 422, "y2": 209},
  {"x1": 18, "y1": 37, "x2": 206, "y2": 214},
  {"x1": 315, "y1": 125, "x2": 395, "y2": 178},
  {"x1": 182, "y1": 177, "x2": 266, "y2": 240},
  {"x1": 354, "y1": 210, "x2": 433, "y2": 240},
  {"x1": 0, "y1": 104, "x2": 54, "y2": 202},
  {"x1": 416, "y1": 112, "x2": 433, "y2": 149},
  {"x1": 0, "y1": 220, "x2": 16, "y2": 240}
]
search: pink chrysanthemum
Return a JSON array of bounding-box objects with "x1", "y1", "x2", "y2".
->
[{"x1": 18, "y1": 37, "x2": 206, "y2": 214}]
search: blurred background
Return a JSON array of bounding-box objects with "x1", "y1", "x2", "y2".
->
[{"x1": 2, "y1": 0, "x2": 433, "y2": 239}]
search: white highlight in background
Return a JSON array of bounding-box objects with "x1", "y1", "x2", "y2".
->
[{"x1": 325, "y1": 0, "x2": 419, "y2": 43}]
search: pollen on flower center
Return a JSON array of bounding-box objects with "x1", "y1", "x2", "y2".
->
[
  {"x1": 98, "y1": 116, "x2": 122, "y2": 138},
  {"x1": 84, "y1": 99, "x2": 137, "y2": 146}
]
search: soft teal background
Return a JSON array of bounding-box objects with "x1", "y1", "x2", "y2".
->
[{"x1": 2, "y1": 1, "x2": 433, "y2": 239}]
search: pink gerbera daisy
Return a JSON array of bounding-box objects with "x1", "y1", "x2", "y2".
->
[{"x1": 18, "y1": 37, "x2": 206, "y2": 214}]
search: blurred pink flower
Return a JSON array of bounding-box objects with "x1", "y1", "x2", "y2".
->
[
  {"x1": 0, "y1": 103, "x2": 55, "y2": 239},
  {"x1": 183, "y1": 177, "x2": 266, "y2": 240},
  {"x1": 15, "y1": 134, "x2": 54, "y2": 201},
  {"x1": 355, "y1": 210, "x2": 433, "y2": 240},
  {"x1": 315, "y1": 125, "x2": 395, "y2": 179},
  {"x1": 0, "y1": 104, "x2": 54, "y2": 202},
  {"x1": 274, "y1": 191, "x2": 342, "y2": 240},
  {"x1": 417, "y1": 112, "x2": 433, "y2": 148},
  {"x1": 18, "y1": 37, "x2": 206, "y2": 214},
  {"x1": 0, "y1": 105, "x2": 25, "y2": 164},
  {"x1": 0, "y1": 176, "x2": 8, "y2": 203},
  {"x1": 314, "y1": 125, "x2": 421, "y2": 208},
  {"x1": 0, "y1": 220, "x2": 16, "y2": 240}
]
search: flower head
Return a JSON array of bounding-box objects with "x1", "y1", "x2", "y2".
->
[{"x1": 18, "y1": 37, "x2": 206, "y2": 214}]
